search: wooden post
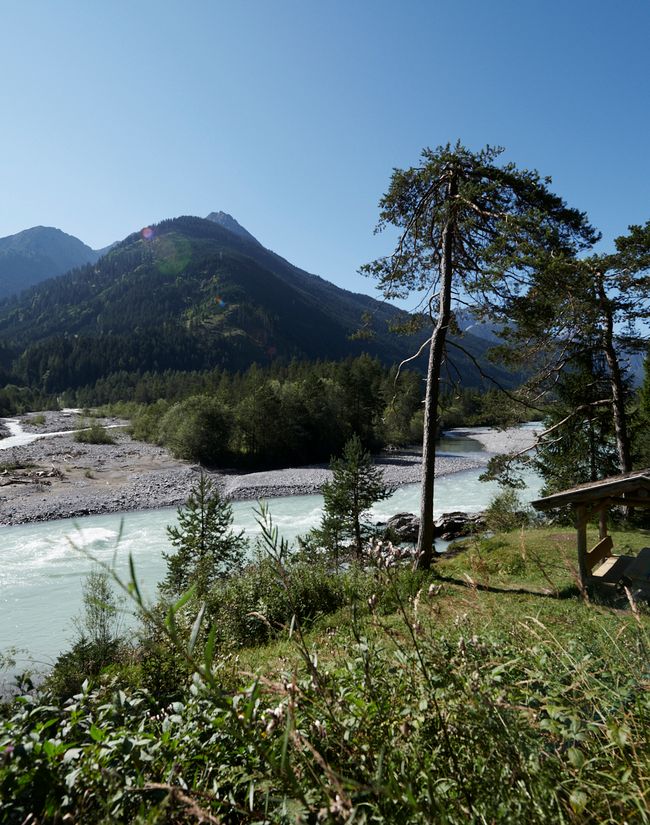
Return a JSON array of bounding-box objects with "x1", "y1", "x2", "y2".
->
[
  {"x1": 599, "y1": 505, "x2": 608, "y2": 540},
  {"x1": 576, "y1": 505, "x2": 589, "y2": 587}
]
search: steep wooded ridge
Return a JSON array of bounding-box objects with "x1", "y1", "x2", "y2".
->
[
  {"x1": 0, "y1": 226, "x2": 104, "y2": 300},
  {"x1": 0, "y1": 215, "x2": 517, "y2": 393}
]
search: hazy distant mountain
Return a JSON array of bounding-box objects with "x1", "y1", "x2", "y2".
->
[
  {"x1": 454, "y1": 309, "x2": 503, "y2": 345},
  {"x1": 0, "y1": 214, "x2": 520, "y2": 394},
  {"x1": 0, "y1": 226, "x2": 103, "y2": 300},
  {"x1": 622, "y1": 349, "x2": 645, "y2": 387}
]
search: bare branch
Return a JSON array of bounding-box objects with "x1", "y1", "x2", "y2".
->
[
  {"x1": 505, "y1": 398, "x2": 612, "y2": 461},
  {"x1": 393, "y1": 333, "x2": 433, "y2": 386},
  {"x1": 454, "y1": 194, "x2": 511, "y2": 221},
  {"x1": 446, "y1": 338, "x2": 546, "y2": 413}
]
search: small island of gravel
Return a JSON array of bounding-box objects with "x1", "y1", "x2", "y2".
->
[{"x1": 0, "y1": 411, "x2": 537, "y2": 526}]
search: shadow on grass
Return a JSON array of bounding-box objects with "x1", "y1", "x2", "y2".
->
[{"x1": 435, "y1": 574, "x2": 581, "y2": 600}]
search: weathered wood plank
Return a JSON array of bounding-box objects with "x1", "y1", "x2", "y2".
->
[
  {"x1": 590, "y1": 555, "x2": 633, "y2": 583},
  {"x1": 586, "y1": 535, "x2": 613, "y2": 572}
]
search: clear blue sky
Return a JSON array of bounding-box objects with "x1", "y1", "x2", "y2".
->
[{"x1": 1, "y1": 0, "x2": 648, "y2": 298}]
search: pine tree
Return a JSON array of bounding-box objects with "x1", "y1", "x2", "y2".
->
[
  {"x1": 503, "y1": 220, "x2": 650, "y2": 480},
  {"x1": 319, "y1": 435, "x2": 394, "y2": 557},
  {"x1": 363, "y1": 143, "x2": 596, "y2": 567},
  {"x1": 634, "y1": 352, "x2": 650, "y2": 468},
  {"x1": 162, "y1": 474, "x2": 247, "y2": 598},
  {"x1": 533, "y1": 352, "x2": 620, "y2": 496}
]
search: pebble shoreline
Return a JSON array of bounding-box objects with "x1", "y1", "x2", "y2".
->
[{"x1": 0, "y1": 412, "x2": 533, "y2": 527}]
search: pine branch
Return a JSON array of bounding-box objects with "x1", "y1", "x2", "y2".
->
[{"x1": 445, "y1": 338, "x2": 545, "y2": 413}]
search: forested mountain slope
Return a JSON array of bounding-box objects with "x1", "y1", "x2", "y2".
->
[{"x1": 0, "y1": 215, "x2": 518, "y2": 394}]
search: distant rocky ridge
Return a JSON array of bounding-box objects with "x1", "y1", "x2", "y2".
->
[
  {"x1": 0, "y1": 212, "x2": 258, "y2": 302},
  {"x1": 0, "y1": 226, "x2": 106, "y2": 300},
  {"x1": 0, "y1": 212, "x2": 642, "y2": 388}
]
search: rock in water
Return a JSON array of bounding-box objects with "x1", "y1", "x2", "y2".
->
[
  {"x1": 384, "y1": 512, "x2": 420, "y2": 543},
  {"x1": 434, "y1": 511, "x2": 485, "y2": 540},
  {"x1": 383, "y1": 511, "x2": 486, "y2": 543}
]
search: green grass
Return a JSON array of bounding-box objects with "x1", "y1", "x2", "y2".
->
[{"x1": 440, "y1": 524, "x2": 650, "y2": 592}]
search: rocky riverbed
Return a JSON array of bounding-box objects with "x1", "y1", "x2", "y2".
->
[{"x1": 0, "y1": 411, "x2": 536, "y2": 526}]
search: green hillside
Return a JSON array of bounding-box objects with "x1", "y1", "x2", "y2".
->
[{"x1": 0, "y1": 216, "x2": 519, "y2": 394}]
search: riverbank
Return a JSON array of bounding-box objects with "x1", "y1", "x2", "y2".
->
[
  {"x1": 0, "y1": 412, "x2": 536, "y2": 526},
  {"x1": 445, "y1": 425, "x2": 539, "y2": 455}
]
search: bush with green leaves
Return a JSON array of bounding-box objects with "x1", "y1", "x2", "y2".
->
[
  {"x1": 484, "y1": 488, "x2": 533, "y2": 533},
  {"x1": 158, "y1": 394, "x2": 232, "y2": 465},
  {"x1": 74, "y1": 420, "x2": 116, "y2": 444},
  {"x1": 128, "y1": 398, "x2": 170, "y2": 442},
  {"x1": 3, "y1": 520, "x2": 649, "y2": 823},
  {"x1": 2, "y1": 578, "x2": 648, "y2": 823},
  {"x1": 47, "y1": 569, "x2": 127, "y2": 700},
  {"x1": 208, "y1": 553, "x2": 352, "y2": 649}
]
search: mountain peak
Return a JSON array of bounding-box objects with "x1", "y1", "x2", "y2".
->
[
  {"x1": 205, "y1": 211, "x2": 261, "y2": 246},
  {"x1": 0, "y1": 225, "x2": 100, "y2": 299}
]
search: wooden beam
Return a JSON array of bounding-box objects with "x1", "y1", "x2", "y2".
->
[
  {"x1": 599, "y1": 506, "x2": 608, "y2": 539},
  {"x1": 603, "y1": 497, "x2": 650, "y2": 507},
  {"x1": 576, "y1": 505, "x2": 588, "y2": 587}
]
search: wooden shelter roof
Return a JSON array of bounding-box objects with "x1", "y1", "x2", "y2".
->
[{"x1": 531, "y1": 468, "x2": 650, "y2": 511}]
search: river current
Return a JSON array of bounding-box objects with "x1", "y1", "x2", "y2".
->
[{"x1": 0, "y1": 427, "x2": 542, "y2": 680}]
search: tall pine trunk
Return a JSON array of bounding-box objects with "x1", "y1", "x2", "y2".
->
[
  {"x1": 598, "y1": 281, "x2": 632, "y2": 474},
  {"x1": 416, "y1": 191, "x2": 455, "y2": 569}
]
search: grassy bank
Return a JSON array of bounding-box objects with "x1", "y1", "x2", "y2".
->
[{"x1": 1, "y1": 527, "x2": 649, "y2": 823}]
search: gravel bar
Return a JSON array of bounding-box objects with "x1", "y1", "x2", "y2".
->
[{"x1": 0, "y1": 412, "x2": 531, "y2": 527}]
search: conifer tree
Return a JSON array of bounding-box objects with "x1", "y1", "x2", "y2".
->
[
  {"x1": 363, "y1": 143, "x2": 596, "y2": 567},
  {"x1": 533, "y1": 352, "x2": 620, "y2": 495},
  {"x1": 502, "y1": 220, "x2": 650, "y2": 479},
  {"x1": 162, "y1": 473, "x2": 247, "y2": 598},
  {"x1": 319, "y1": 435, "x2": 394, "y2": 557}
]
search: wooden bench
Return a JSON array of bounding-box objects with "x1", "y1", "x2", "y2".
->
[
  {"x1": 590, "y1": 554, "x2": 634, "y2": 584},
  {"x1": 590, "y1": 543, "x2": 650, "y2": 593}
]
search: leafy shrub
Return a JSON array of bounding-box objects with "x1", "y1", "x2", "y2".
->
[
  {"x1": 74, "y1": 421, "x2": 116, "y2": 444},
  {"x1": 47, "y1": 636, "x2": 125, "y2": 700},
  {"x1": 138, "y1": 622, "x2": 192, "y2": 702},
  {"x1": 209, "y1": 554, "x2": 350, "y2": 648},
  {"x1": 128, "y1": 398, "x2": 170, "y2": 442},
  {"x1": 3, "y1": 522, "x2": 648, "y2": 823},
  {"x1": 484, "y1": 488, "x2": 532, "y2": 533},
  {"x1": 158, "y1": 394, "x2": 232, "y2": 464},
  {"x1": 2, "y1": 598, "x2": 648, "y2": 824},
  {"x1": 47, "y1": 569, "x2": 127, "y2": 700}
]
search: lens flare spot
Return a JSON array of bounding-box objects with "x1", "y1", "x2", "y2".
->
[
  {"x1": 215, "y1": 295, "x2": 226, "y2": 307},
  {"x1": 141, "y1": 226, "x2": 154, "y2": 240}
]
